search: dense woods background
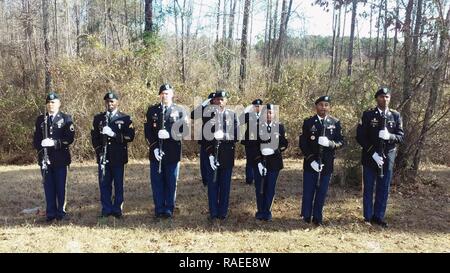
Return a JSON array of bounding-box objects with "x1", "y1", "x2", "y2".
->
[{"x1": 0, "y1": 0, "x2": 449, "y2": 186}]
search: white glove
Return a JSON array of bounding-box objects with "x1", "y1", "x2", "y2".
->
[
  {"x1": 372, "y1": 152, "x2": 384, "y2": 168},
  {"x1": 209, "y1": 155, "x2": 219, "y2": 170},
  {"x1": 318, "y1": 136, "x2": 330, "y2": 147},
  {"x1": 158, "y1": 129, "x2": 170, "y2": 139},
  {"x1": 310, "y1": 161, "x2": 324, "y2": 173},
  {"x1": 214, "y1": 130, "x2": 224, "y2": 140},
  {"x1": 257, "y1": 162, "x2": 267, "y2": 176},
  {"x1": 41, "y1": 138, "x2": 55, "y2": 147},
  {"x1": 201, "y1": 98, "x2": 211, "y2": 107},
  {"x1": 378, "y1": 128, "x2": 391, "y2": 140},
  {"x1": 102, "y1": 126, "x2": 115, "y2": 137},
  {"x1": 154, "y1": 148, "x2": 165, "y2": 161},
  {"x1": 261, "y1": 148, "x2": 275, "y2": 156},
  {"x1": 244, "y1": 105, "x2": 253, "y2": 113}
]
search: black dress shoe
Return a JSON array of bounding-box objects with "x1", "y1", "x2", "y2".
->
[
  {"x1": 159, "y1": 212, "x2": 172, "y2": 219},
  {"x1": 207, "y1": 216, "x2": 217, "y2": 222},
  {"x1": 312, "y1": 219, "x2": 323, "y2": 226},
  {"x1": 99, "y1": 213, "x2": 111, "y2": 219},
  {"x1": 371, "y1": 217, "x2": 388, "y2": 228},
  {"x1": 57, "y1": 214, "x2": 71, "y2": 221},
  {"x1": 303, "y1": 217, "x2": 311, "y2": 223},
  {"x1": 46, "y1": 217, "x2": 56, "y2": 223},
  {"x1": 113, "y1": 213, "x2": 123, "y2": 219}
]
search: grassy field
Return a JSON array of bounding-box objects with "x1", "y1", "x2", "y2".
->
[{"x1": 0, "y1": 159, "x2": 448, "y2": 253}]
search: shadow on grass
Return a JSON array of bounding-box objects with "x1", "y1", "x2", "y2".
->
[{"x1": 0, "y1": 161, "x2": 448, "y2": 234}]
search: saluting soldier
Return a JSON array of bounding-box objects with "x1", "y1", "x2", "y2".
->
[
  {"x1": 204, "y1": 90, "x2": 239, "y2": 221},
  {"x1": 145, "y1": 84, "x2": 188, "y2": 219},
  {"x1": 33, "y1": 92, "x2": 75, "y2": 222},
  {"x1": 240, "y1": 99, "x2": 264, "y2": 185},
  {"x1": 299, "y1": 96, "x2": 344, "y2": 226},
  {"x1": 253, "y1": 104, "x2": 288, "y2": 221},
  {"x1": 356, "y1": 87, "x2": 404, "y2": 228},
  {"x1": 190, "y1": 92, "x2": 216, "y2": 187},
  {"x1": 91, "y1": 91, "x2": 135, "y2": 219}
]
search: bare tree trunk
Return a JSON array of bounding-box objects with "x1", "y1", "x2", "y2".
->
[
  {"x1": 174, "y1": 0, "x2": 180, "y2": 60},
  {"x1": 374, "y1": 0, "x2": 382, "y2": 69},
  {"x1": 225, "y1": 0, "x2": 237, "y2": 80},
  {"x1": 139, "y1": 0, "x2": 143, "y2": 36},
  {"x1": 124, "y1": 0, "x2": 130, "y2": 47},
  {"x1": 270, "y1": 0, "x2": 279, "y2": 66},
  {"x1": 412, "y1": 5, "x2": 450, "y2": 174},
  {"x1": 177, "y1": 0, "x2": 186, "y2": 83},
  {"x1": 239, "y1": 0, "x2": 250, "y2": 92},
  {"x1": 333, "y1": 3, "x2": 341, "y2": 77},
  {"x1": 186, "y1": 0, "x2": 193, "y2": 57},
  {"x1": 337, "y1": 3, "x2": 347, "y2": 76},
  {"x1": 74, "y1": 3, "x2": 80, "y2": 56},
  {"x1": 273, "y1": 0, "x2": 292, "y2": 83},
  {"x1": 103, "y1": 0, "x2": 108, "y2": 47},
  {"x1": 22, "y1": 0, "x2": 33, "y2": 64},
  {"x1": 329, "y1": 5, "x2": 337, "y2": 79},
  {"x1": 263, "y1": 0, "x2": 271, "y2": 66},
  {"x1": 347, "y1": 0, "x2": 357, "y2": 77},
  {"x1": 42, "y1": 0, "x2": 52, "y2": 93},
  {"x1": 53, "y1": 0, "x2": 58, "y2": 56},
  {"x1": 266, "y1": 0, "x2": 273, "y2": 67},
  {"x1": 412, "y1": 0, "x2": 423, "y2": 70},
  {"x1": 65, "y1": 0, "x2": 70, "y2": 56},
  {"x1": 368, "y1": 3, "x2": 373, "y2": 60},
  {"x1": 395, "y1": 0, "x2": 414, "y2": 177},
  {"x1": 144, "y1": 0, "x2": 153, "y2": 34},
  {"x1": 216, "y1": 0, "x2": 221, "y2": 43},
  {"x1": 108, "y1": 5, "x2": 122, "y2": 49},
  {"x1": 383, "y1": 0, "x2": 388, "y2": 73},
  {"x1": 222, "y1": 0, "x2": 227, "y2": 42},
  {"x1": 391, "y1": 0, "x2": 399, "y2": 73}
]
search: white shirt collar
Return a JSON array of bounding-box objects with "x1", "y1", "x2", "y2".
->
[
  {"x1": 161, "y1": 102, "x2": 173, "y2": 108},
  {"x1": 377, "y1": 107, "x2": 389, "y2": 115},
  {"x1": 49, "y1": 111, "x2": 59, "y2": 119},
  {"x1": 317, "y1": 115, "x2": 327, "y2": 121},
  {"x1": 108, "y1": 109, "x2": 118, "y2": 117}
]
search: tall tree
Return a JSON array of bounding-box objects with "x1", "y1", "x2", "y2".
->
[
  {"x1": 144, "y1": 0, "x2": 153, "y2": 33},
  {"x1": 395, "y1": 0, "x2": 414, "y2": 178},
  {"x1": 347, "y1": 0, "x2": 357, "y2": 76},
  {"x1": 216, "y1": 0, "x2": 221, "y2": 43},
  {"x1": 382, "y1": 0, "x2": 388, "y2": 73},
  {"x1": 239, "y1": 0, "x2": 251, "y2": 92},
  {"x1": 412, "y1": 4, "x2": 450, "y2": 174},
  {"x1": 225, "y1": 0, "x2": 237, "y2": 80},
  {"x1": 412, "y1": 0, "x2": 423, "y2": 70},
  {"x1": 74, "y1": 2, "x2": 80, "y2": 56},
  {"x1": 42, "y1": 0, "x2": 52, "y2": 93},
  {"x1": 273, "y1": 0, "x2": 293, "y2": 83}
]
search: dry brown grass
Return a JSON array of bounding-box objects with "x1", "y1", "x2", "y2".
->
[{"x1": 0, "y1": 159, "x2": 448, "y2": 253}]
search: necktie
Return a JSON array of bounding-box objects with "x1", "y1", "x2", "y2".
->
[
  {"x1": 49, "y1": 115, "x2": 53, "y2": 124},
  {"x1": 267, "y1": 124, "x2": 271, "y2": 133}
]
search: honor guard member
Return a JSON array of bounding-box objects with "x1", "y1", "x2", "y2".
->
[
  {"x1": 204, "y1": 90, "x2": 239, "y2": 221},
  {"x1": 145, "y1": 84, "x2": 188, "y2": 218},
  {"x1": 253, "y1": 104, "x2": 288, "y2": 221},
  {"x1": 190, "y1": 92, "x2": 216, "y2": 186},
  {"x1": 91, "y1": 91, "x2": 135, "y2": 219},
  {"x1": 356, "y1": 87, "x2": 404, "y2": 228},
  {"x1": 240, "y1": 99, "x2": 264, "y2": 185},
  {"x1": 33, "y1": 92, "x2": 75, "y2": 222},
  {"x1": 299, "y1": 96, "x2": 344, "y2": 226}
]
